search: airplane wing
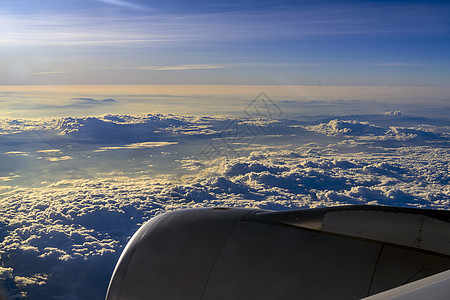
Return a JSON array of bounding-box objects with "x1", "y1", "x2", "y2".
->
[{"x1": 106, "y1": 205, "x2": 450, "y2": 300}]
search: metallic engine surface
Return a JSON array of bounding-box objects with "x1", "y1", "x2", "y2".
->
[{"x1": 106, "y1": 206, "x2": 450, "y2": 300}]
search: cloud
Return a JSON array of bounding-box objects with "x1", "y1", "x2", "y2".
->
[
  {"x1": 0, "y1": 118, "x2": 52, "y2": 133},
  {"x1": 302, "y1": 119, "x2": 447, "y2": 143},
  {"x1": 177, "y1": 157, "x2": 204, "y2": 171},
  {"x1": 305, "y1": 119, "x2": 386, "y2": 136},
  {"x1": 0, "y1": 174, "x2": 20, "y2": 182},
  {"x1": 97, "y1": 0, "x2": 152, "y2": 11},
  {"x1": 14, "y1": 274, "x2": 48, "y2": 288},
  {"x1": 0, "y1": 267, "x2": 13, "y2": 279},
  {"x1": 2, "y1": 2, "x2": 449, "y2": 47},
  {"x1": 376, "y1": 63, "x2": 426, "y2": 67},
  {"x1": 45, "y1": 156, "x2": 72, "y2": 162},
  {"x1": 4, "y1": 151, "x2": 29, "y2": 156},
  {"x1": 33, "y1": 71, "x2": 70, "y2": 75},
  {"x1": 0, "y1": 185, "x2": 12, "y2": 192},
  {"x1": 138, "y1": 64, "x2": 224, "y2": 71},
  {"x1": 97, "y1": 141, "x2": 178, "y2": 151},
  {"x1": 71, "y1": 98, "x2": 117, "y2": 104},
  {"x1": 385, "y1": 111, "x2": 404, "y2": 116},
  {"x1": 53, "y1": 114, "x2": 232, "y2": 141},
  {"x1": 0, "y1": 112, "x2": 448, "y2": 298},
  {"x1": 36, "y1": 149, "x2": 62, "y2": 154}
]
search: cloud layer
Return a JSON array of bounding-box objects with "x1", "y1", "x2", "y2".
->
[{"x1": 0, "y1": 112, "x2": 448, "y2": 298}]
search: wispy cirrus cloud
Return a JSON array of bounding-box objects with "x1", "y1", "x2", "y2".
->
[
  {"x1": 4, "y1": 151, "x2": 29, "y2": 157},
  {"x1": 376, "y1": 63, "x2": 428, "y2": 67},
  {"x1": 0, "y1": 174, "x2": 20, "y2": 182},
  {"x1": 71, "y1": 98, "x2": 117, "y2": 104},
  {"x1": 96, "y1": 141, "x2": 179, "y2": 152},
  {"x1": 36, "y1": 149, "x2": 62, "y2": 154},
  {"x1": 1, "y1": 3, "x2": 449, "y2": 47},
  {"x1": 138, "y1": 64, "x2": 224, "y2": 71},
  {"x1": 97, "y1": 0, "x2": 152, "y2": 11},
  {"x1": 33, "y1": 71, "x2": 70, "y2": 75}
]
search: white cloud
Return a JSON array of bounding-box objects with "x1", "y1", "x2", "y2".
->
[
  {"x1": 177, "y1": 157, "x2": 204, "y2": 171},
  {"x1": 305, "y1": 119, "x2": 386, "y2": 136},
  {"x1": 0, "y1": 267, "x2": 13, "y2": 279},
  {"x1": 0, "y1": 185, "x2": 12, "y2": 192},
  {"x1": 0, "y1": 112, "x2": 448, "y2": 299},
  {"x1": 33, "y1": 71, "x2": 70, "y2": 75},
  {"x1": 376, "y1": 63, "x2": 426, "y2": 67},
  {"x1": 4, "y1": 151, "x2": 29, "y2": 156},
  {"x1": 0, "y1": 174, "x2": 20, "y2": 182},
  {"x1": 0, "y1": 118, "x2": 54, "y2": 133},
  {"x1": 45, "y1": 156, "x2": 72, "y2": 162},
  {"x1": 14, "y1": 274, "x2": 48, "y2": 288},
  {"x1": 384, "y1": 110, "x2": 404, "y2": 115},
  {"x1": 138, "y1": 64, "x2": 224, "y2": 71},
  {"x1": 98, "y1": 141, "x2": 178, "y2": 151},
  {"x1": 36, "y1": 149, "x2": 62, "y2": 153},
  {"x1": 97, "y1": 0, "x2": 152, "y2": 11}
]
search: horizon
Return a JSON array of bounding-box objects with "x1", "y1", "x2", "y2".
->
[{"x1": 1, "y1": 84, "x2": 449, "y2": 119}]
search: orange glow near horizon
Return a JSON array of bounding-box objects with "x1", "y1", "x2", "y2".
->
[{"x1": 1, "y1": 85, "x2": 449, "y2": 103}]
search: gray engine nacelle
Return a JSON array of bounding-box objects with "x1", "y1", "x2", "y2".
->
[{"x1": 106, "y1": 206, "x2": 450, "y2": 300}]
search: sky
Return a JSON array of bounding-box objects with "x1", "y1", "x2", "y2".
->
[{"x1": 1, "y1": 0, "x2": 450, "y2": 86}]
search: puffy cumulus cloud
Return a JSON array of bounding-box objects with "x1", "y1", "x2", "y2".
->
[
  {"x1": 14, "y1": 274, "x2": 48, "y2": 288},
  {"x1": 304, "y1": 119, "x2": 447, "y2": 142},
  {"x1": 0, "y1": 118, "x2": 52, "y2": 134},
  {"x1": 0, "y1": 112, "x2": 447, "y2": 140},
  {"x1": 2, "y1": 113, "x2": 444, "y2": 153},
  {"x1": 1, "y1": 142, "x2": 449, "y2": 298},
  {"x1": 195, "y1": 146, "x2": 448, "y2": 208},
  {"x1": 386, "y1": 126, "x2": 444, "y2": 140},
  {"x1": 54, "y1": 114, "x2": 286, "y2": 149},
  {"x1": 385, "y1": 110, "x2": 405, "y2": 116},
  {"x1": 54, "y1": 114, "x2": 226, "y2": 138},
  {"x1": 0, "y1": 114, "x2": 199, "y2": 136},
  {"x1": 0, "y1": 177, "x2": 162, "y2": 299},
  {"x1": 0, "y1": 112, "x2": 448, "y2": 299},
  {"x1": 1, "y1": 113, "x2": 284, "y2": 141},
  {"x1": 305, "y1": 119, "x2": 386, "y2": 136}
]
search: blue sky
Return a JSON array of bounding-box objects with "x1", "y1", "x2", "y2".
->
[{"x1": 1, "y1": 0, "x2": 450, "y2": 86}]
